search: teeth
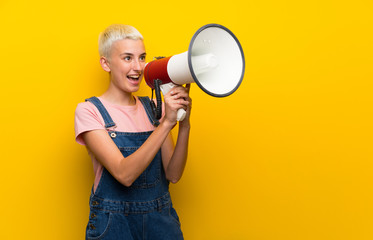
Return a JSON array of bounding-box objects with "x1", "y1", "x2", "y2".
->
[{"x1": 128, "y1": 75, "x2": 140, "y2": 79}]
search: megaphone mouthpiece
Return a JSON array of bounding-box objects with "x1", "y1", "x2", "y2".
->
[{"x1": 144, "y1": 56, "x2": 172, "y2": 89}]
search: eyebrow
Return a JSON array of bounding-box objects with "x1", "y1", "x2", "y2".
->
[{"x1": 120, "y1": 52, "x2": 147, "y2": 56}]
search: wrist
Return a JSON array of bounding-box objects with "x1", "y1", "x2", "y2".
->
[
  {"x1": 159, "y1": 119, "x2": 176, "y2": 131},
  {"x1": 179, "y1": 121, "x2": 191, "y2": 131}
]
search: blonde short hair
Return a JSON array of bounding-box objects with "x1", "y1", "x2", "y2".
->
[{"x1": 98, "y1": 24, "x2": 144, "y2": 59}]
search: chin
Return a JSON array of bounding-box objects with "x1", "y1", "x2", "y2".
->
[{"x1": 127, "y1": 86, "x2": 140, "y2": 93}]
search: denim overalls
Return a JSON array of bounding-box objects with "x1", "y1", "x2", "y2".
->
[{"x1": 85, "y1": 97, "x2": 183, "y2": 240}]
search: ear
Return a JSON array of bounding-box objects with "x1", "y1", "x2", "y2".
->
[{"x1": 100, "y1": 57, "x2": 111, "y2": 72}]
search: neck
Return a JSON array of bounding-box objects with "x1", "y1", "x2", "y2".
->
[{"x1": 100, "y1": 85, "x2": 136, "y2": 106}]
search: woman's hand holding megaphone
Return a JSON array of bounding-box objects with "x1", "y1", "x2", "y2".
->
[{"x1": 162, "y1": 84, "x2": 191, "y2": 127}]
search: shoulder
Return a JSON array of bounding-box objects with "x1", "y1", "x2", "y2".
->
[
  {"x1": 74, "y1": 100, "x2": 105, "y2": 145},
  {"x1": 75, "y1": 100, "x2": 104, "y2": 121},
  {"x1": 74, "y1": 100, "x2": 104, "y2": 127},
  {"x1": 75, "y1": 101, "x2": 97, "y2": 115}
]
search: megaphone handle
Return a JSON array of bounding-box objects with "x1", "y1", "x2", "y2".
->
[{"x1": 160, "y1": 82, "x2": 187, "y2": 122}]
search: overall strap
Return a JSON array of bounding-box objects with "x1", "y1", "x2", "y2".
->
[
  {"x1": 138, "y1": 96, "x2": 160, "y2": 127},
  {"x1": 85, "y1": 97, "x2": 116, "y2": 129}
]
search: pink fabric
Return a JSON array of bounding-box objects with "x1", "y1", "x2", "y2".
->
[{"x1": 74, "y1": 96, "x2": 156, "y2": 191}]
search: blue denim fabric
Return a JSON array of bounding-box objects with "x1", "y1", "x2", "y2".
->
[{"x1": 84, "y1": 97, "x2": 183, "y2": 240}]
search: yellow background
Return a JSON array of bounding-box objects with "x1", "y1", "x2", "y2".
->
[{"x1": 1, "y1": 0, "x2": 372, "y2": 239}]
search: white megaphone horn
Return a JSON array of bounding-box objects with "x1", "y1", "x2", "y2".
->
[{"x1": 144, "y1": 23, "x2": 245, "y2": 121}]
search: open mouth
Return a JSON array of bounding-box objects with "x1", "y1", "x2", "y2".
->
[{"x1": 127, "y1": 74, "x2": 141, "y2": 84}]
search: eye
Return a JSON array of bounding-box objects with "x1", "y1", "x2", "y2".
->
[
  {"x1": 140, "y1": 55, "x2": 146, "y2": 62},
  {"x1": 123, "y1": 56, "x2": 131, "y2": 61}
]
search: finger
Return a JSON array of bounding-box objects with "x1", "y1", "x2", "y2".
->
[
  {"x1": 168, "y1": 86, "x2": 191, "y2": 101},
  {"x1": 171, "y1": 99, "x2": 190, "y2": 109},
  {"x1": 171, "y1": 85, "x2": 190, "y2": 92},
  {"x1": 169, "y1": 91, "x2": 189, "y2": 100}
]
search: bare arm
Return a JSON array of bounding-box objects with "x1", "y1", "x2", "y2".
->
[
  {"x1": 161, "y1": 84, "x2": 192, "y2": 183},
  {"x1": 81, "y1": 86, "x2": 190, "y2": 187},
  {"x1": 82, "y1": 120, "x2": 174, "y2": 187}
]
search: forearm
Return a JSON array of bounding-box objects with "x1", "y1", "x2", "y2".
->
[
  {"x1": 119, "y1": 121, "x2": 174, "y2": 186},
  {"x1": 165, "y1": 125, "x2": 190, "y2": 183}
]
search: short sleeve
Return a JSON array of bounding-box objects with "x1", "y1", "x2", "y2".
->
[{"x1": 74, "y1": 101, "x2": 106, "y2": 145}]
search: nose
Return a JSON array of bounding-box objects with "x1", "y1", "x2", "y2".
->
[{"x1": 132, "y1": 59, "x2": 143, "y2": 71}]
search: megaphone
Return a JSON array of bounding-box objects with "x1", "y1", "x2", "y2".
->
[{"x1": 144, "y1": 23, "x2": 245, "y2": 121}]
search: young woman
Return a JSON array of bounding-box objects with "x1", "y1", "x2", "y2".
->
[{"x1": 74, "y1": 24, "x2": 191, "y2": 240}]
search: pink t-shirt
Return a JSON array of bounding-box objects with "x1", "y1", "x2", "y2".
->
[{"x1": 74, "y1": 96, "x2": 157, "y2": 191}]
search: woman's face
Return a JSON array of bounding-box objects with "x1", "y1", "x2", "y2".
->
[{"x1": 105, "y1": 39, "x2": 146, "y2": 93}]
